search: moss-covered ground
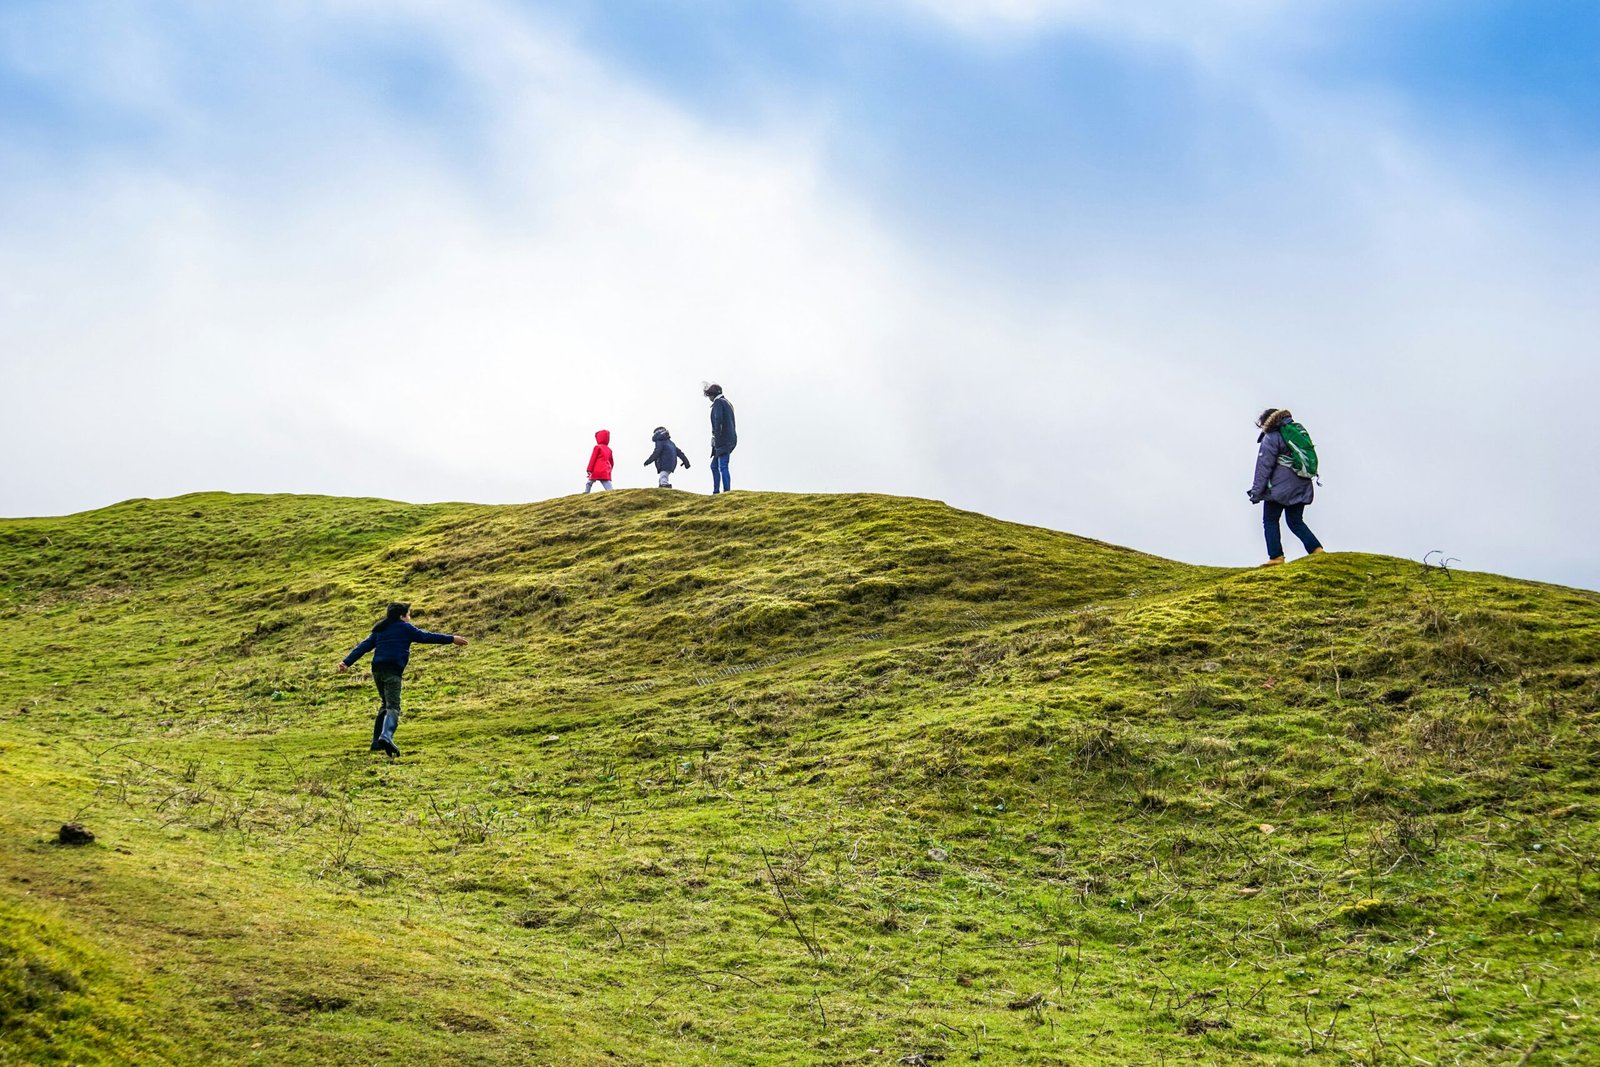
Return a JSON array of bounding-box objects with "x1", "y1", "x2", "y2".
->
[{"x1": 2, "y1": 490, "x2": 1597, "y2": 1065}]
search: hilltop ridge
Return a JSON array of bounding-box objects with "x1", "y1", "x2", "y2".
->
[{"x1": 2, "y1": 492, "x2": 1597, "y2": 1066}]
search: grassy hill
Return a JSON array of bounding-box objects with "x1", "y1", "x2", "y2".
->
[{"x1": 1, "y1": 491, "x2": 1597, "y2": 1066}]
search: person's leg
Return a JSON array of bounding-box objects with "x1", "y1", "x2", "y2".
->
[
  {"x1": 584, "y1": 480, "x2": 595, "y2": 494},
  {"x1": 370, "y1": 673, "x2": 388, "y2": 749},
  {"x1": 600, "y1": 480, "x2": 613, "y2": 491},
  {"x1": 1261, "y1": 501, "x2": 1286, "y2": 560},
  {"x1": 376, "y1": 669, "x2": 403, "y2": 754},
  {"x1": 719, "y1": 454, "x2": 731, "y2": 492},
  {"x1": 658, "y1": 471, "x2": 670, "y2": 488},
  {"x1": 1283, "y1": 504, "x2": 1323, "y2": 554}
]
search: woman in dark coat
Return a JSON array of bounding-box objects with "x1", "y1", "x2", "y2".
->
[
  {"x1": 1248, "y1": 408, "x2": 1325, "y2": 566},
  {"x1": 705, "y1": 383, "x2": 736, "y2": 493},
  {"x1": 338, "y1": 602, "x2": 467, "y2": 756}
]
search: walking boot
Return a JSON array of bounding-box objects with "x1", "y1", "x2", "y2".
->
[{"x1": 377, "y1": 710, "x2": 401, "y2": 757}]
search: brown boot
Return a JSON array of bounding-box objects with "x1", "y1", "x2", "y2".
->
[
  {"x1": 1260, "y1": 556, "x2": 1286, "y2": 567},
  {"x1": 1310, "y1": 547, "x2": 1326, "y2": 555}
]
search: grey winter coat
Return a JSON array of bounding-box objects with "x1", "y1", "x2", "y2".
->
[{"x1": 1249, "y1": 419, "x2": 1315, "y2": 507}]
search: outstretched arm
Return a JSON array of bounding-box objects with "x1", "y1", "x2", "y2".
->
[
  {"x1": 400, "y1": 621, "x2": 460, "y2": 646},
  {"x1": 339, "y1": 634, "x2": 377, "y2": 671}
]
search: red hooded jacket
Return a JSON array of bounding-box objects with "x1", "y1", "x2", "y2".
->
[{"x1": 587, "y1": 430, "x2": 614, "y2": 480}]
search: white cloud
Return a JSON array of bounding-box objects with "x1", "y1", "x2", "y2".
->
[
  {"x1": 2, "y1": 0, "x2": 1596, "y2": 589},
  {"x1": 875, "y1": 0, "x2": 1300, "y2": 59},
  {"x1": 1, "y1": 0, "x2": 927, "y2": 507}
]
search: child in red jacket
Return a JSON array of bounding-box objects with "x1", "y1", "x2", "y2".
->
[{"x1": 585, "y1": 429, "x2": 614, "y2": 492}]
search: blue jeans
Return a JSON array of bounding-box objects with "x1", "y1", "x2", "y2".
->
[
  {"x1": 1262, "y1": 502, "x2": 1321, "y2": 559},
  {"x1": 711, "y1": 453, "x2": 731, "y2": 493}
]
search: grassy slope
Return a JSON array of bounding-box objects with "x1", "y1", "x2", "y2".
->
[{"x1": 1, "y1": 490, "x2": 1597, "y2": 1066}]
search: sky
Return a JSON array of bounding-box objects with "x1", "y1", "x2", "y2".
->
[{"x1": 2, "y1": 0, "x2": 1598, "y2": 588}]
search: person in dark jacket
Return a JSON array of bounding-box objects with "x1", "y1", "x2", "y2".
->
[
  {"x1": 644, "y1": 426, "x2": 690, "y2": 488},
  {"x1": 705, "y1": 383, "x2": 736, "y2": 493},
  {"x1": 1248, "y1": 408, "x2": 1325, "y2": 566},
  {"x1": 585, "y1": 429, "x2": 614, "y2": 492},
  {"x1": 337, "y1": 602, "x2": 467, "y2": 756}
]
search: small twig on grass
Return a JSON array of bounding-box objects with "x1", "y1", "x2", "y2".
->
[
  {"x1": 1330, "y1": 636, "x2": 1344, "y2": 699},
  {"x1": 642, "y1": 968, "x2": 759, "y2": 1010},
  {"x1": 1420, "y1": 550, "x2": 1458, "y2": 581},
  {"x1": 1241, "y1": 975, "x2": 1272, "y2": 1012},
  {"x1": 761, "y1": 846, "x2": 824, "y2": 961},
  {"x1": 685, "y1": 968, "x2": 758, "y2": 989},
  {"x1": 73, "y1": 738, "x2": 139, "y2": 762}
]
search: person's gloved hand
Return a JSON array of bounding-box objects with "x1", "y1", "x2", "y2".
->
[{"x1": 1247, "y1": 490, "x2": 1262, "y2": 504}]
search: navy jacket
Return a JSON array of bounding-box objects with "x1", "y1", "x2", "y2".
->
[
  {"x1": 710, "y1": 396, "x2": 737, "y2": 456},
  {"x1": 343, "y1": 620, "x2": 455, "y2": 672},
  {"x1": 644, "y1": 430, "x2": 690, "y2": 473},
  {"x1": 1250, "y1": 424, "x2": 1315, "y2": 507}
]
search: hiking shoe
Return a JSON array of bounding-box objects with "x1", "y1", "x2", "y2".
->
[
  {"x1": 379, "y1": 739, "x2": 401, "y2": 758},
  {"x1": 1260, "y1": 557, "x2": 1286, "y2": 568},
  {"x1": 1310, "y1": 547, "x2": 1326, "y2": 555}
]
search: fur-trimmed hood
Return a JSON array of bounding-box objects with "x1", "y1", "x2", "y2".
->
[{"x1": 1257, "y1": 408, "x2": 1293, "y2": 434}]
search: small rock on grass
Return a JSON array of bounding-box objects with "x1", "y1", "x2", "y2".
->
[{"x1": 58, "y1": 823, "x2": 95, "y2": 846}]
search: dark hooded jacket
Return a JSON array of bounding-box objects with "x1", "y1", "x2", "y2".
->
[
  {"x1": 1249, "y1": 409, "x2": 1315, "y2": 507},
  {"x1": 709, "y1": 395, "x2": 737, "y2": 456},
  {"x1": 644, "y1": 429, "x2": 690, "y2": 474},
  {"x1": 342, "y1": 620, "x2": 455, "y2": 672}
]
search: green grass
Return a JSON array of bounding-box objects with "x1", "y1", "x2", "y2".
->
[{"x1": 2, "y1": 489, "x2": 1598, "y2": 1065}]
